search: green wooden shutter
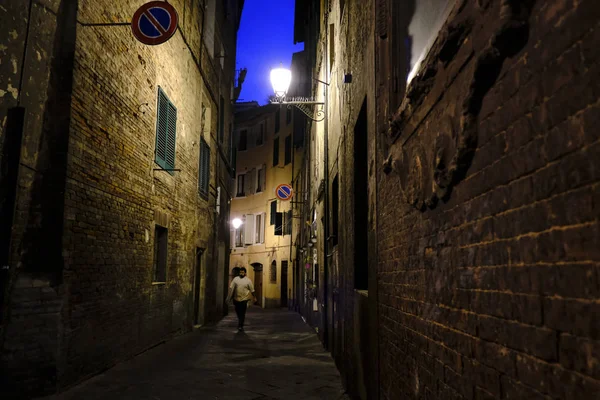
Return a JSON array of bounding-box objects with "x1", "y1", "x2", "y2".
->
[
  {"x1": 199, "y1": 140, "x2": 210, "y2": 198},
  {"x1": 155, "y1": 89, "x2": 169, "y2": 169},
  {"x1": 166, "y1": 101, "x2": 177, "y2": 170},
  {"x1": 156, "y1": 87, "x2": 177, "y2": 173}
]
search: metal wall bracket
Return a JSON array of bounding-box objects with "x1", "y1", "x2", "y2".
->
[
  {"x1": 270, "y1": 98, "x2": 326, "y2": 122},
  {"x1": 290, "y1": 103, "x2": 325, "y2": 122}
]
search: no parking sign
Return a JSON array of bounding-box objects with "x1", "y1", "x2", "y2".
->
[
  {"x1": 275, "y1": 184, "x2": 293, "y2": 201},
  {"x1": 131, "y1": 1, "x2": 179, "y2": 46}
]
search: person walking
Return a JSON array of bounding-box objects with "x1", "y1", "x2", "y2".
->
[{"x1": 226, "y1": 267, "x2": 257, "y2": 331}]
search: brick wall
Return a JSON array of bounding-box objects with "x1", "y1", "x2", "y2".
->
[
  {"x1": 60, "y1": 0, "x2": 221, "y2": 387},
  {"x1": 1, "y1": 0, "x2": 238, "y2": 396},
  {"x1": 378, "y1": 1, "x2": 600, "y2": 399}
]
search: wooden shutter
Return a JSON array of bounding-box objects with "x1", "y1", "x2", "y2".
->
[
  {"x1": 199, "y1": 140, "x2": 210, "y2": 198},
  {"x1": 155, "y1": 89, "x2": 169, "y2": 168},
  {"x1": 270, "y1": 201, "x2": 277, "y2": 225},
  {"x1": 166, "y1": 101, "x2": 177, "y2": 170},
  {"x1": 285, "y1": 210, "x2": 292, "y2": 235},
  {"x1": 244, "y1": 170, "x2": 252, "y2": 195},
  {"x1": 261, "y1": 164, "x2": 266, "y2": 190},
  {"x1": 261, "y1": 212, "x2": 266, "y2": 242},
  {"x1": 244, "y1": 214, "x2": 255, "y2": 244},
  {"x1": 248, "y1": 168, "x2": 256, "y2": 194}
]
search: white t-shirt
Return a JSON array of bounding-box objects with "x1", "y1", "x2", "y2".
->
[{"x1": 230, "y1": 276, "x2": 255, "y2": 302}]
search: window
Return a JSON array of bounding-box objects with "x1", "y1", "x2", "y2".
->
[
  {"x1": 246, "y1": 168, "x2": 256, "y2": 195},
  {"x1": 274, "y1": 212, "x2": 283, "y2": 236},
  {"x1": 256, "y1": 124, "x2": 264, "y2": 146},
  {"x1": 270, "y1": 261, "x2": 277, "y2": 283},
  {"x1": 204, "y1": 0, "x2": 216, "y2": 58},
  {"x1": 236, "y1": 174, "x2": 245, "y2": 197},
  {"x1": 256, "y1": 166, "x2": 266, "y2": 193},
  {"x1": 234, "y1": 226, "x2": 244, "y2": 247},
  {"x1": 284, "y1": 209, "x2": 292, "y2": 235},
  {"x1": 153, "y1": 225, "x2": 168, "y2": 282},
  {"x1": 155, "y1": 88, "x2": 177, "y2": 173},
  {"x1": 273, "y1": 137, "x2": 279, "y2": 166},
  {"x1": 275, "y1": 110, "x2": 280, "y2": 133},
  {"x1": 286, "y1": 108, "x2": 292, "y2": 124},
  {"x1": 255, "y1": 213, "x2": 265, "y2": 244},
  {"x1": 198, "y1": 139, "x2": 210, "y2": 198},
  {"x1": 270, "y1": 200, "x2": 277, "y2": 225},
  {"x1": 329, "y1": 24, "x2": 335, "y2": 72},
  {"x1": 239, "y1": 129, "x2": 248, "y2": 151},
  {"x1": 219, "y1": 96, "x2": 225, "y2": 143},
  {"x1": 331, "y1": 174, "x2": 339, "y2": 246},
  {"x1": 244, "y1": 214, "x2": 255, "y2": 245},
  {"x1": 284, "y1": 135, "x2": 292, "y2": 165}
]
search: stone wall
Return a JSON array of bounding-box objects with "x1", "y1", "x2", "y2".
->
[
  {"x1": 1, "y1": 0, "x2": 239, "y2": 396},
  {"x1": 377, "y1": 1, "x2": 600, "y2": 399}
]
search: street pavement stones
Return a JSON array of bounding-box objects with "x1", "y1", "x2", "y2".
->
[{"x1": 39, "y1": 306, "x2": 351, "y2": 400}]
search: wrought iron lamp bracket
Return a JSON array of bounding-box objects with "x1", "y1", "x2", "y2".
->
[{"x1": 271, "y1": 97, "x2": 325, "y2": 122}]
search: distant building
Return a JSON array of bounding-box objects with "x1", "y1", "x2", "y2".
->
[
  {"x1": 234, "y1": 100, "x2": 261, "y2": 113},
  {"x1": 230, "y1": 104, "x2": 298, "y2": 308}
]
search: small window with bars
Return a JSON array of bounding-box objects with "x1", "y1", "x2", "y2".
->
[
  {"x1": 153, "y1": 225, "x2": 168, "y2": 283},
  {"x1": 155, "y1": 87, "x2": 177, "y2": 174},
  {"x1": 198, "y1": 139, "x2": 210, "y2": 199}
]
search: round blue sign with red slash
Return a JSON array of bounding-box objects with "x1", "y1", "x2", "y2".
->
[
  {"x1": 275, "y1": 184, "x2": 293, "y2": 201},
  {"x1": 131, "y1": 1, "x2": 179, "y2": 46}
]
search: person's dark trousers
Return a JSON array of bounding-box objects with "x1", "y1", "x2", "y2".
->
[{"x1": 233, "y1": 300, "x2": 248, "y2": 327}]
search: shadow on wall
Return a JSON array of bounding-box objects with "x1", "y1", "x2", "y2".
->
[
  {"x1": 1, "y1": 0, "x2": 78, "y2": 397},
  {"x1": 20, "y1": 0, "x2": 77, "y2": 283}
]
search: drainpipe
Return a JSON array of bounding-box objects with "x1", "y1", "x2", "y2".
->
[
  {"x1": 289, "y1": 110, "x2": 294, "y2": 310},
  {"x1": 321, "y1": 2, "x2": 330, "y2": 349}
]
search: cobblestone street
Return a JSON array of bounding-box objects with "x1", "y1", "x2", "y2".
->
[{"x1": 40, "y1": 307, "x2": 349, "y2": 400}]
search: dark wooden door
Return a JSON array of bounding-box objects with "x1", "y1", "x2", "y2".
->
[
  {"x1": 254, "y1": 270, "x2": 263, "y2": 306},
  {"x1": 194, "y1": 248, "x2": 203, "y2": 325},
  {"x1": 281, "y1": 261, "x2": 288, "y2": 307}
]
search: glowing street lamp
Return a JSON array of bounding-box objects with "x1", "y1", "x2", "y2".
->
[
  {"x1": 231, "y1": 218, "x2": 243, "y2": 229},
  {"x1": 270, "y1": 67, "x2": 292, "y2": 100},
  {"x1": 269, "y1": 65, "x2": 327, "y2": 122}
]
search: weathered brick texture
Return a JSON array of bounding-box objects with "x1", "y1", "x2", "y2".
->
[
  {"x1": 1, "y1": 0, "x2": 239, "y2": 397},
  {"x1": 378, "y1": 1, "x2": 600, "y2": 399}
]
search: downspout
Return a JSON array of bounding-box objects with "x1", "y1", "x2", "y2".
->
[
  {"x1": 288, "y1": 110, "x2": 294, "y2": 309},
  {"x1": 321, "y1": 1, "x2": 330, "y2": 349}
]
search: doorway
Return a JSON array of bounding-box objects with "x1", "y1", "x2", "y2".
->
[
  {"x1": 354, "y1": 98, "x2": 368, "y2": 290},
  {"x1": 251, "y1": 263, "x2": 263, "y2": 306},
  {"x1": 281, "y1": 260, "x2": 288, "y2": 307},
  {"x1": 194, "y1": 248, "x2": 204, "y2": 326}
]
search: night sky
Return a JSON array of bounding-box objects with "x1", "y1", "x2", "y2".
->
[{"x1": 236, "y1": 0, "x2": 304, "y2": 105}]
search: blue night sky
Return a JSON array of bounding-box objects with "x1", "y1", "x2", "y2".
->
[{"x1": 236, "y1": 0, "x2": 304, "y2": 105}]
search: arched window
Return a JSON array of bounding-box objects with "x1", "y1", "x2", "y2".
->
[{"x1": 270, "y1": 261, "x2": 277, "y2": 283}]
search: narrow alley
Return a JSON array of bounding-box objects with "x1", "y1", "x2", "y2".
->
[
  {"x1": 41, "y1": 307, "x2": 348, "y2": 400},
  {"x1": 2, "y1": 0, "x2": 600, "y2": 399}
]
